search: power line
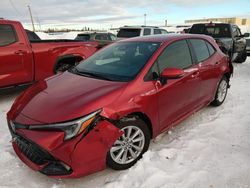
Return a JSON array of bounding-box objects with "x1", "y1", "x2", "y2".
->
[{"x1": 9, "y1": 0, "x2": 22, "y2": 16}]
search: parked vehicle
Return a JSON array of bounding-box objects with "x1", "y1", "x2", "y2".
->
[
  {"x1": 0, "y1": 19, "x2": 98, "y2": 89},
  {"x1": 75, "y1": 32, "x2": 117, "y2": 48},
  {"x1": 7, "y1": 34, "x2": 233, "y2": 178},
  {"x1": 243, "y1": 32, "x2": 250, "y2": 55},
  {"x1": 189, "y1": 23, "x2": 247, "y2": 63},
  {"x1": 117, "y1": 26, "x2": 168, "y2": 39}
]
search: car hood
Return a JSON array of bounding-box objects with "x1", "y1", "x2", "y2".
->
[{"x1": 9, "y1": 72, "x2": 127, "y2": 124}]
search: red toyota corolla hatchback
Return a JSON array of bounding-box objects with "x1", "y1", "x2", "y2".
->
[{"x1": 7, "y1": 34, "x2": 233, "y2": 178}]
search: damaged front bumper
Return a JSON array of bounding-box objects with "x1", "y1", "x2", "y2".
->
[{"x1": 8, "y1": 120, "x2": 122, "y2": 178}]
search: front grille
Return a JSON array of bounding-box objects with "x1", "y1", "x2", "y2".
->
[{"x1": 15, "y1": 135, "x2": 54, "y2": 165}]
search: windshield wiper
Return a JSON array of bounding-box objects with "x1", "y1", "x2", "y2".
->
[{"x1": 71, "y1": 68, "x2": 112, "y2": 81}]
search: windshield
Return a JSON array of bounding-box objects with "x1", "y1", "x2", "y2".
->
[
  {"x1": 189, "y1": 24, "x2": 231, "y2": 38},
  {"x1": 73, "y1": 42, "x2": 161, "y2": 82},
  {"x1": 117, "y1": 29, "x2": 141, "y2": 38}
]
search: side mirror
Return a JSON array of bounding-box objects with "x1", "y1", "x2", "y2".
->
[
  {"x1": 244, "y1": 33, "x2": 250, "y2": 38},
  {"x1": 161, "y1": 68, "x2": 184, "y2": 79}
]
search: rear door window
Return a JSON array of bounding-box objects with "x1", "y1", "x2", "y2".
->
[
  {"x1": 157, "y1": 40, "x2": 193, "y2": 72},
  {"x1": 117, "y1": 29, "x2": 141, "y2": 38},
  {"x1": 190, "y1": 39, "x2": 210, "y2": 62},
  {"x1": 143, "y1": 28, "x2": 151, "y2": 36},
  {"x1": 206, "y1": 42, "x2": 216, "y2": 56},
  {"x1": 0, "y1": 24, "x2": 17, "y2": 46},
  {"x1": 95, "y1": 34, "x2": 109, "y2": 40}
]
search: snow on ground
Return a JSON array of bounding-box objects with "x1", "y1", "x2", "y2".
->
[
  {"x1": 0, "y1": 59, "x2": 250, "y2": 188},
  {"x1": 36, "y1": 31, "x2": 89, "y2": 40}
]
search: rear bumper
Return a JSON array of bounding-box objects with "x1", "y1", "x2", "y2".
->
[{"x1": 9, "y1": 120, "x2": 122, "y2": 178}]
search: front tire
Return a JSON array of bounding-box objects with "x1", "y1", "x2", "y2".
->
[
  {"x1": 211, "y1": 76, "x2": 229, "y2": 106},
  {"x1": 107, "y1": 117, "x2": 150, "y2": 170}
]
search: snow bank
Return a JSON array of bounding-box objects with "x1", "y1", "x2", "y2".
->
[
  {"x1": 0, "y1": 59, "x2": 250, "y2": 188},
  {"x1": 35, "y1": 31, "x2": 85, "y2": 40}
]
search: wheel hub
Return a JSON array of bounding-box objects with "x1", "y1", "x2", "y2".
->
[{"x1": 109, "y1": 125, "x2": 145, "y2": 164}]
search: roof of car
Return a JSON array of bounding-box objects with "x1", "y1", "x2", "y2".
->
[
  {"x1": 192, "y1": 23, "x2": 233, "y2": 26},
  {"x1": 77, "y1": 32, "x2": 111, "y2": 35},
  {"x1": 117, "y1": 34, "x2": 214, "y2": 43},
  {"x1": 119, "y1": 25, "x2": 159, "y2": 29}
]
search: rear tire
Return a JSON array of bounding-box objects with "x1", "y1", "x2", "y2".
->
[
  {"x1": 211, "y1": 76, "x2": 229, "y2": 106},
  {"x1": 107, "y1": 117, "x2": 150, "y2": 170},
  {"x1": 234, "y1": 49, "x2": 247, "y2": 63}
]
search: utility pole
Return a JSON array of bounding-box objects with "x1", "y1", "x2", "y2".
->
[
  {"x1": 144, "y1": 13, "x2": 147, "y2": 26},
  {"x1": 27, "y1": 5, "x2": 35, "y2": 32}
]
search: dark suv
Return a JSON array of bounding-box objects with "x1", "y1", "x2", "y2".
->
[
  {"x1": 189, "y1": 23, "x2": 247, "y2": 63},
  {"x1": 75, "y1": 32, "x2": 117, "y2": 48}
]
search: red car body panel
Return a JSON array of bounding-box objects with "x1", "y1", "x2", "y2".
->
[
  {"x1": 7, "y1": 34, "x2": 233, "y2": 178},
  {"x1": 12, "y1": 120, "x2": 122, "y2": 178},
  {"x1": 0, "y1": 20, "x2": 98, "y2": 88}
]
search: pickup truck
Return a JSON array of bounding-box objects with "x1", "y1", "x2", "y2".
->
[
  {"x1": 0, "y1": 19, "x2": 98, "y2": 89},
  {"x1": 189, "y1": 23, "x2": 247, "y2": 63}
]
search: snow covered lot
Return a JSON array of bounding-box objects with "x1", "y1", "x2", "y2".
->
[{"x1": 0, "y1": 59, "x2": 250, "y2": 188}]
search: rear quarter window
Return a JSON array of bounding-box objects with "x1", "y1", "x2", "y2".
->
[
  {"x1": 0, "y1": 24, "x2": 17, "y2": 46},
  {"x1": 190, "y1": 39, "x2": 210, "y2": 63},
  {"x1": 206, "y1": 42, "x2": 216, "y2": 56}
]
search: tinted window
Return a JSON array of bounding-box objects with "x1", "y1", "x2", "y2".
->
[
  {"x1": 232, "y1": 27, "x2": 238, "y2": 37},
  {"x1": 0, "y1": 24, "x2": 17, "y2": 46},
  {"x1": 157, "y1": 40, "x2": 192, "y2": 72},
  {"x1": 161, "y1": 29, "x2": 168, "y2": 34},
  {"x1": 236, "y1": 28, "x2": 242, "y2": 36},
  {"x1": 95, "y1": 34, "x2": 110, "y2": 40},
  {"x1": 190, "y1": 39, "x2": 210, "y2": 62},
  {"x1": 143, "y1": 28, "x2": 151, "y2": 36},
  {"x1": 117, "y1": 29, "x2": 141, "y2": 38},
  {"x1": 75, "y1": 34, "x2": 91, "y2": 41},
  {"x1": 154, "y1": 29, "x2": 161, "y2": 34},
  {"x1": 232, "y1": 27, "x2": 241, "y2": 38},
  {"x1": 25, "y1": 29, "x2": 41, "y2": 41},
  {"x1": 74, "y1": 42, "x2": 160, "y2": 81},
  {"x1": 190, "y1": 24, "x2": 231, "y2": 38},
  {"x1": 109, "y1": 34, "x2": 117, "y2": 40},
  {"x1": 206, "y1": 42, "x2": 215, "y2": 56}
]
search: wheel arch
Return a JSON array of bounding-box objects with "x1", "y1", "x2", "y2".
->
[
  {"x1": 224, "y1": 72, "x2": 231, "y2": 82},
  {"x1": 53, "y1": 54, "x2": 84, "y2": 73},
  {"x1": 121, "y1": 112, "x2": 154, "y2": 139}
]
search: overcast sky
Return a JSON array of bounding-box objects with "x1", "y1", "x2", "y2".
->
[{"x1": 1, "y1": 0, "x2": 250, "y2": 30}]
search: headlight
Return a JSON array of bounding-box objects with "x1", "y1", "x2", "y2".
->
[{"x1": 29, "y1": 109, "x2": 102, "y2": 140}]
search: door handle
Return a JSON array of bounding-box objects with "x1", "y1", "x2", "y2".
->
[
  {"x1": 191, "y1": 71, "x2": 199, "y2": 78},
  {"x1": 14, "y1": 50, "x2": 27, "y2": 55}
]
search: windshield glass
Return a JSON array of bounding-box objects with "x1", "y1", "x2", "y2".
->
[
  {"x1": 73, "y1": 42, "x2": 161, "y2": 82},
  {"x1": 117, "y1": 29, "x2": 141, "y2": 38},
  {"x1": 190, "y1": 24, "x2": 231, "y2": 38}
]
